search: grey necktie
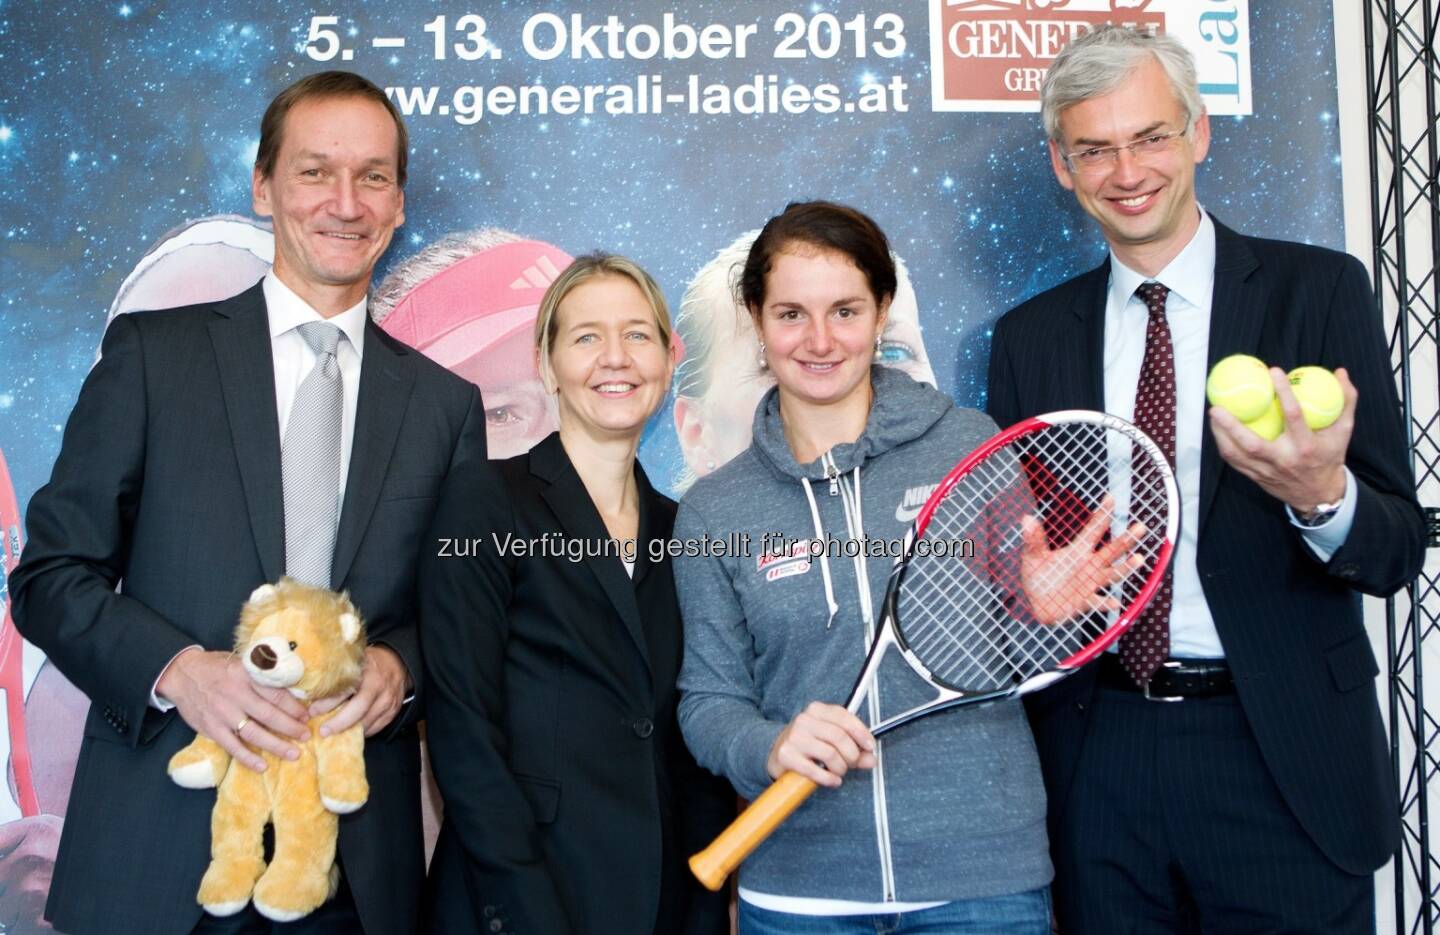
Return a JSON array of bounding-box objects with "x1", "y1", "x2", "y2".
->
[{"x1": 282, "y1": 322, "x2": 344, "y2": 587}]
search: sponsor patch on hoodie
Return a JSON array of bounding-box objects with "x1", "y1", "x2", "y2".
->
[{"x1": 757, "y1": 540, "x2": 812, "y2": 581}]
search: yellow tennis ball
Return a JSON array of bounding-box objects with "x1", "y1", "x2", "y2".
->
[
  {"x1": 1287, "y1": 366, "x2": 1343, "y2": 430},
  {"x1": 1243, "y1": 397, "x2": 1284, "y2": 441},
  {"x1": 1206, "y1": 354, "x2": 1274, "y2": 422}
]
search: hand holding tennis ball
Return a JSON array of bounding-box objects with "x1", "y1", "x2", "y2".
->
[
  {"x1": 1207, "y1": 358, "x2": 1346, "y2": 441},
  {"x1": 1287, "y1": 366, "x2": 1344, "y2": 430},
  {"x1": 1208, "y1": 362, "x2": 1356, "y2": 517}
]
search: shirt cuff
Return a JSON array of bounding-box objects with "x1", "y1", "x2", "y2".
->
[
  {"x1": 150, "y1": 644, "x2": 204, "y2": 711},
  {"x1": 1287, "y1": 467, "x2": 1357, "y2": 562}
]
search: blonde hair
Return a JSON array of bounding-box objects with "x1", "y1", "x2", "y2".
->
[{"x1": 534, "y1": 253, "x2": 672, "y2": 391}]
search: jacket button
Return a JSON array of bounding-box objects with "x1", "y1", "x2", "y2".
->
[
  {"x1": 632, "y1": 718, "x2": 654, "y2": 739},
  {"x1": 489, "y1": 920, "x2": 503, "y2": 932},
  {"x1": 483, "y1": 906, "x2": 495, "y2": 918},
  {"x1": 1075, "y1": 703, "x2": 1086, "y2": 714},
  {"x1": 1336, "y1": 563, "x2": 1359, "y2": 580}
]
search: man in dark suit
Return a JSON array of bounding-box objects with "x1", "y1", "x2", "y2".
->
[
  {"x1": 987, "y1": 26, "x2": 1425, "y2": 934},
  {"x1": 11, "y1": 71, "x2": 485, "y2": 934}
]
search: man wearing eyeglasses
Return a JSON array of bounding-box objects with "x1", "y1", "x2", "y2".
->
[{"x1": 987, "y1": 25, "x2": 1424, "y2": 935}]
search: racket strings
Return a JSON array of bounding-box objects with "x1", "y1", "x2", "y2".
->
[{"x1": 894, "y1": 423, "x2": 1171, "y2": 693}]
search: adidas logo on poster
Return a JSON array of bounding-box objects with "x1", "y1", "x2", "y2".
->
[{"x1": 511, "y1": 254, "x2": 563, "y2": 290}]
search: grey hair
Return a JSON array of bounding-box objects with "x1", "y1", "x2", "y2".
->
[
  {"x1": 369, "y1": 227, "x2": 524, "y2": 324},
  {"x1": 1040, "y1": 25, "x2": 1203, "y2": 142}
]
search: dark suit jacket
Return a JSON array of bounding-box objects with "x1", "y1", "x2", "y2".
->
[
  {"x1": 10, "y1": 281, "x2": 486, "y2": 935},
  {"x1": 986, "y1": 220, "x2": 1424, "y2": 876},
  {"x1": 419, "y1": 433, "x2": 732, "y2": 935}
]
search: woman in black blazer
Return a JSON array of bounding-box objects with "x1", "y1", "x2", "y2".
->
[{"x1": 420, "y1": 253, "x2": 733, "y2": 935}]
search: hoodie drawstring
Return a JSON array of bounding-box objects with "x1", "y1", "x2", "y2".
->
[
  {"x1": 801, "y1": 477, "x2": 840, "y2": 628},
  {"x1": 838, "y1": 464, "x2": 875, "y2": 630},
  {"x1": 802, "y1": 459, "x2": 875, "y2": 633}
]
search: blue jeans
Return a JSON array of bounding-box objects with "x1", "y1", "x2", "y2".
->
[{"x1": 737, "y1": 887, "x2": 1052, "y2": 934}]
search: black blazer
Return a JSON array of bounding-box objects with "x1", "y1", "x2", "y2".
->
[
  {"x1": 11, "y1": 281, "x2": 486, "y2": 935},
  {"x1": 420, "y1": 433, "x2": 732, "y2": 935},
  {"x1": 986, "y1": 219, "x2": 1425, "y2": 875}
]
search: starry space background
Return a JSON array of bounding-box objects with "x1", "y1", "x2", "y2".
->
[{"x1": 0, "y1": 0, "x2": 1339, "y2": 509}]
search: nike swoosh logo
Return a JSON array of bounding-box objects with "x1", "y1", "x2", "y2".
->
[{"x1": 895, "y1": 504, "x2": 923, "y2": 524}]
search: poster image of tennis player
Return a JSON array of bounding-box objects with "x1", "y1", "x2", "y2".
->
[
  {"x1": 370, "y1": 230, "x2": 572, "y2": 460},
  {"x1": 0, "y1": 446, "x2": 69, "y2": 935}
]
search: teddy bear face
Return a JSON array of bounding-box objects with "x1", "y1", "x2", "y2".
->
[
  {"x1": 243, "y1": 608, "x2": 327, "y2": 695},
  {"x1": 235, "y1": 580, "x2": 366, "y2": 701}
]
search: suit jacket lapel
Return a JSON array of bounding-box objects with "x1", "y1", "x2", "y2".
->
[
  {"x1": 632, "y1": 464, "x2": 664, "y2": 587},
  {"x1": 209, "y1": 283, "x2": 285, "y2": 583},
  {"x1": 1069, "y1": 259, "x2": 1110, "y2": 412},
  {"x1": 332, "y1": 321, "x2": 416, "y2": 588},
  {"x1": 1198, "y1": 220, "x2": 1265, "y2": 537},
  {"x1": 533, "y1": 434, "x2": 652, "y2": 675}
]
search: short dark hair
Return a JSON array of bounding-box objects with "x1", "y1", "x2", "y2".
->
[
  {"x1": 739, "y1": 201, "x2": 897, "y2": 313},
  {"x1": 255, "y1": 71, "x2": 409, "y2": 187}
]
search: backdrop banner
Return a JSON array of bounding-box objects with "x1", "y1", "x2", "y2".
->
[{"x1": 0, "y1": 2, "x2": 1334, "y2": 929}]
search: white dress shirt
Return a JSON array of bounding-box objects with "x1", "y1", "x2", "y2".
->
[
  {"x1": 263, "y1": 272, "x2": 366, "y2": 501},
  {"x1": 151, "y1": 274, "x2": 368, "y2": 708},
  {"x1": 1103, "y1": 208, "x2": 1356, "y2": 658}
]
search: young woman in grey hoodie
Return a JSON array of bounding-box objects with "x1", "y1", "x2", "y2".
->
[{"x1": 675, "y1": 202, "x2": 1054, "y2": 933}]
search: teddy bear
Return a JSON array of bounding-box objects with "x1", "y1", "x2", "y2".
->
[{"x1": 167, "y1": 578, "x2": 369, "y2": 922}]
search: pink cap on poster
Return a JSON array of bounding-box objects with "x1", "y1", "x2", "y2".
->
[{"x1": 379, "y1": 239, "x2": 574, "y2": 369}]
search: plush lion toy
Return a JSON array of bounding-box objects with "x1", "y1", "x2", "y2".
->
[{"x1": 167, "y1": 579, "x2": 369, "y2": 921}]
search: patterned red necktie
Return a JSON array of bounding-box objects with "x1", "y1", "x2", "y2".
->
[{"x1": 1119, "y1": 281, "x2": 1176, "y2": 687}]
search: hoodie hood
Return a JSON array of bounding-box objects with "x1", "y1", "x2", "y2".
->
[{"x1": 749, "y1": 365, "x2": 952, "y2": 482}]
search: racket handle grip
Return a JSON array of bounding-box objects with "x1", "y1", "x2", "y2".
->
[{"x1": 689, "y1": 770, "x2": 818, "y2": 891}]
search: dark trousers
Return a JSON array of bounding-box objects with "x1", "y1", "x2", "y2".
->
[
  {"x1": 1051, "y1": 686, "x2": 1373, "y2": 935},
  {"x1": 190, "y1": 874, "x2": 363, "y2": 934}
]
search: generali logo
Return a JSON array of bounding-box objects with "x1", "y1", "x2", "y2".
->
[{"x1": 928, "y1": 0, "x2": 1251, "y2": 115}]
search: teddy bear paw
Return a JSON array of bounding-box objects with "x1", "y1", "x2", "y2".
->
[
  {"x1": 198, "y1": 857, "x2": 264, "y2": 915},
  {"x1": 253, "y1": 865, "x2": 332, "y2": 923},
  {"x1": 202, "y1": 899, "x2": 250, "y2": 918},
  {"x1": 321, "y1": 794, "x2": 366, "y2": 814},
  {"x1": 169, "y1": 759, "x2": 218, "y2": 789},
  {"x1": 252, "y1": 900, "x2": 308, "y2": 924}
]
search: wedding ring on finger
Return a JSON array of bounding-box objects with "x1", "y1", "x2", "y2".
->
[{"x1": 234, "y1": 716, "x2": 250, "y2": 734}]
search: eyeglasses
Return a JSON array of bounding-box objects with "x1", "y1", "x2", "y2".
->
[{"x1": 1062, "y1": 130, "x2": 1188, "y2": 173}]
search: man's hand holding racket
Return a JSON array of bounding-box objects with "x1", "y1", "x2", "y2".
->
[{"x1": 1020, "y1": 495, "x2": 1148, "y2": 626}]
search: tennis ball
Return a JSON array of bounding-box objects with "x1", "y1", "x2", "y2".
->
[
  {"x1": 1287, "y1": 366, "x2": 1343, "y2": 430},
  {"x1": 1243, "y1": 398, "x2": 1284, "y2": 441},
  {"x1": 1206, "y1": 354, "x2": 1274, "y2": 422}
]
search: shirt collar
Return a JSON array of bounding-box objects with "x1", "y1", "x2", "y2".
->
[
  {"x1": 1108, "y1": 206, "x2": 1216, "y2": 311},
  {"x1": 263, "y1": 272, "x2": 368, "y2": 359}
]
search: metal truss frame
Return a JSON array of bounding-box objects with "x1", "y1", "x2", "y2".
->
[{"x1": 1365, "y1": 2, "x2": 1440, "y2": 931}]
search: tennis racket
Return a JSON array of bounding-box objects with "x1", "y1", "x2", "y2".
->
[{"x1": 689, "y1": 409, "x2": 1179, "y2": 891}]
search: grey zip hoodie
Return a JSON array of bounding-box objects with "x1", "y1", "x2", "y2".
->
[{"x1": 675, "y1": 366, "x2": 1052, "y2": 903}]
